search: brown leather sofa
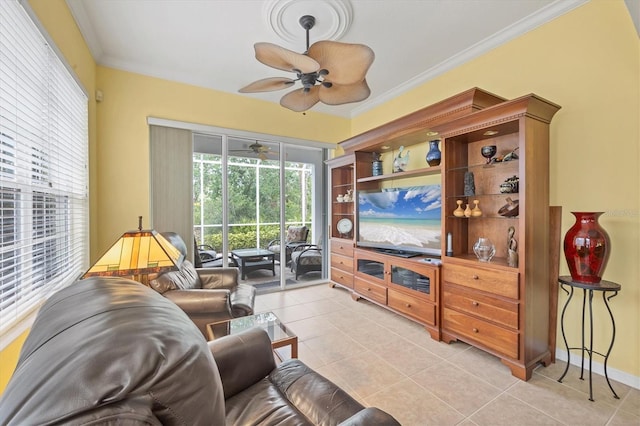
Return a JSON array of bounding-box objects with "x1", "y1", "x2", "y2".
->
[
  {"x1": 148, "y1": 231, "x2": 256, "y2": 337},
  {"x1": 0, "y1": 277, "x2": 400, "y2": 426},
  {"x1": 210, "y1": 327, "x2": 400, "y2": 425}
]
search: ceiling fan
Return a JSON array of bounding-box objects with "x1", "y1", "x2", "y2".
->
[
  {"x1": 239, "y1": 15, "x2": 375, "y2": 112},
  {"x1": 229, "y1": 141, "x2": 275, "y2": 160}
]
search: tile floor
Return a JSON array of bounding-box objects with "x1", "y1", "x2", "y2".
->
[{"x1": 254, "y1": 284, "x2": 640, "y2": 426}]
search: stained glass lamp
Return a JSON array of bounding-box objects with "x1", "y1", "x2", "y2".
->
[{"x1": 83, "y1": 217, "x2": 183, "y2": 285}]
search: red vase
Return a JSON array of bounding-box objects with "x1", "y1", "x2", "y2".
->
[{"x1": 563, "y1": 212, "x2": 610, "y2": 283}]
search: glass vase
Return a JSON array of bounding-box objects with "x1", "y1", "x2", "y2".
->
[
  {"x1": 473, "y1": 237, "x2": 495, "y2": 262},
  {"x1": 563, "y1": 212, "x2": 610, "y2": 283}
]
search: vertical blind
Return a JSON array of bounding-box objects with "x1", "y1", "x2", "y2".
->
[{"x1": 0, "y1": 0, "x2": 89, "y2": 334}]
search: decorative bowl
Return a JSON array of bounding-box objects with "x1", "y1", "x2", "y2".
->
[
  {"x1": 481, "y1": 145, "x2": 497, "y2": 162},
  {"x1": 498, "y1": 197, "x2": 519, "y2": 217}
]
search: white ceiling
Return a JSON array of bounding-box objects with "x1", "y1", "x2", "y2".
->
[{"x1": 65, "y1": 0, "x2": 591, "y2": 118}]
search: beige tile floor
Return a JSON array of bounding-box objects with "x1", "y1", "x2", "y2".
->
[{"x1": 254, "y1": 284, "x2": 640, "y2": 426}]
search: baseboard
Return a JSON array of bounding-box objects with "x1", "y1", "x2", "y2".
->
[{"x1": 555, "y1": 348, "x2": 640, "y2": 390}]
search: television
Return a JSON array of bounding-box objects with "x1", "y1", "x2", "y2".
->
[{"x1": 357, "y1": 184, "x2": 442, "y2": 257}]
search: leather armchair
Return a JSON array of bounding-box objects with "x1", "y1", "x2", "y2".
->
[
  {"x1": 0, "y1": 277, "x2": 226, "y2": 425},
  {"x1": 149, "y1": 232, "x2": 256, "y2": 337}
]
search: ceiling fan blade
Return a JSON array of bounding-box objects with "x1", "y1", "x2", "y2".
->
[
  {"x1": 239, "y1": 77, "x2": 295, "y2": 93},
  {"x1": 319, "y1": 80, "x2": 371, "y2": 106},
  {"x1": 254, "y1": 42, "x2": 320, "y2": 74},
  {"x1": 280, "y1": 86, "x2": 320, "y2": 112},
  {"x1": 308, "y1": 41, "x2": 374, "y2": 85}
]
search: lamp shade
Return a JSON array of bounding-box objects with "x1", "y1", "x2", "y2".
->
[{"x1": 83, "y1": 228, "x2": 183, "y2": 281}]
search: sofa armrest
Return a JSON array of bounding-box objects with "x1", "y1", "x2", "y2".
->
[
  {"x1": 208, "y1": 327, "x2": 276, "y2": 400},
  {"x1": 163, "y1": 289, "x2": 231, "y2": 315},
  {"x1": 338, "y1": 407, "x2": 401, "y2": 426},
  {"x1": 197, "y1": 267, "x2": 239, "y2": 290}
]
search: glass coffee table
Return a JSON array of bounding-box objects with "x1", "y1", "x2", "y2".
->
[{"x1": 206, "y1": 312, "x2": 298, "y2": 361}]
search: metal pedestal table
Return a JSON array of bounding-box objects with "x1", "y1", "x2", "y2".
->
[{"x1": 557, "y1": 275, "x2": 621, "y2": 401}]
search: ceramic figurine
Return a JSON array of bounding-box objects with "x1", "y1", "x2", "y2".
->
[
  {"x1": 393, "y1": 146, "x2": 410, "y2": 172},
  {"x1": 464, "y1": 171, "x2": 475, "y2": 196}
]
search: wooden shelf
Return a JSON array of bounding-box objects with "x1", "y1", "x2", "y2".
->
[{"x1": 357, "y1": 166, "x2": 441, "y2": 184}]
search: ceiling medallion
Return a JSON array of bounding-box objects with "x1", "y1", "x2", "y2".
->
[{"x1": 264, "y1": 0, "x2": 353, "y2": 45}]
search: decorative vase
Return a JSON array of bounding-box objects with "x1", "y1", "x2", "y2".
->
[
  {"x1": 426, "y1": 140, "x2": 441, "y2": 166},
  {"x1": 453, "y1": 200, "x2": 464, "y2": 217},
  {"x1": 372, "y1": 152, "x2": 383, "y2": 176},
  {"x1": 471, "y1": 200, "x2": 482, "y2": 217},
  {"x1": 563, "y1": 212, "x2": 610, "y2": 283},
  {"x1": 473, "y1": 237, "x2": 496, "y2": 262},
  {"x1": 464, "y1": 204, "x2": 472, "y2": 218}
]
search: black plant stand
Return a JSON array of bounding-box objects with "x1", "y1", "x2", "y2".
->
[{"x1": 557, "y1": 276, "x2": 621, "y2": 401}]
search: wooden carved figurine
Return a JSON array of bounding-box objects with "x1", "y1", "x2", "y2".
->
[
  {"x1": 471, "y1": 199, "x2": 482, "y2": 217},
  {"x1": 508, "y1": 226, "x2": 519, "y2": 267},
  {"x1": 453, "y1": 200, "x2": 465, "y2": 217}
]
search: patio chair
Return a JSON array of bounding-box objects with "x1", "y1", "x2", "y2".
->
[
  {"x1": 290, "y1": 244, "x2": 322, "y2": 280},
  {"x1": 194, "y1": 237, "x2": 237, "y2": 268},
  {"x1": 266, "y1": 225, "x2": 309, "y2": 265}
]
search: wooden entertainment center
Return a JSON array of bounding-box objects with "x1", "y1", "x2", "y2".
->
[{"x1": 327, "y1": 87, "x2": 561, "y2": 381}]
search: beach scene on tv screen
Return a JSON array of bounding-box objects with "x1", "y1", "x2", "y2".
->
[{"x1": 358, "y1": 185, "x2": 441, "y2": 252}]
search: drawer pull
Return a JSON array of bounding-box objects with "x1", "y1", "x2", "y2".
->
[
  {"x1": 367, "y1": 288, "x2": 372, "y2": 292},
  {"x1": 339, "y1": 261, "x2": 344, "y2": 265},
  {"x1": 472, "y1": 328, "x2": 479, "y2": 333},
  {"x1": 405, "y1": 303, "x2": 411, "y2": 308},
  {"x1": 472, "y1": 275, "x2": 479, "y2": 280},
  {"x1": 472, "y1": 301, "x2": 479, "y2": 307}
]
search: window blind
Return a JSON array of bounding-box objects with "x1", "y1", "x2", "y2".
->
[{"x1": 0, "y1": 0, "x2": 88, "y2": 334}]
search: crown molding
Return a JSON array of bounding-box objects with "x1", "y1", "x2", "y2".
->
[
  {"x1": 65, "y1": 0, "x2": 104, "y2": 61},
  {"x1": 350, "y1": 0, "x2": 589, "y2": 118}
]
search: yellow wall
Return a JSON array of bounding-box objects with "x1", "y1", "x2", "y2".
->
[
  {"x1": 94, "y1": 68, "x2": 349, "y2": 252},
  {"x1": 1, "y1": 0, "x2": 638, "y2": 394},
  {"x1": 353, "y1": 0, "x2": 639, "y2": 378}
]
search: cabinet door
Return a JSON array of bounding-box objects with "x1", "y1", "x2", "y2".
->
[
  {"x1": 389, "y1": 263, "x2": 436, "y2": 303},
  {"x1": 355, "y1": 257, "x2": 386, "y2": 285}
]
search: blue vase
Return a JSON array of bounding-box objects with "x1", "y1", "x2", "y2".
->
[{"x1": 426, "y1": 140, "x2": 441, "y2": 166}]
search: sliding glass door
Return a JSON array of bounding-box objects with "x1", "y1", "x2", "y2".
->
[{"x1": 193, "y1": 133, "x2": 326, "y2": 292}]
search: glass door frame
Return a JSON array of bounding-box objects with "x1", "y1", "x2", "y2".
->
[{"x1": 187, "y1": 122, "x2": 331, "y2": 289}]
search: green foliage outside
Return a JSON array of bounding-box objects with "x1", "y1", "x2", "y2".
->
[{"x1": 193, "y1": 153, "x2": 313, "y2": 253}]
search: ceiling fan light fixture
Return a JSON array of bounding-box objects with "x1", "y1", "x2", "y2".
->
[{"x1": 239, "y1": 13, "x2": 374, "y2": 112}]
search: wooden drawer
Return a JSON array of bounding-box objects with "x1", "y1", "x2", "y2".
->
[
  {"x1": 443, "y1": 308, "x2": 519, "y2": 359},
  {"x1": 388, "y1": 288, "x2": 435, "y2": 325},
  {"x1": 443, "y1": 286, "x2": 518, "y2": 329},
  {"x1": 443, "y1": 263, "x2": 519, "y2": 299},
  {"x1": 331, "y1": 240, "x2": 353, "y2": 257},
  {"x1": 331, "y1": 267, "x2": 353, "y2": 289},
  {"x1": 354, "y1": 277, "x2": 387, "y2": 305},
  {"x1": 331, "y1": 253, "x2": 353, "y2": 273}
]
